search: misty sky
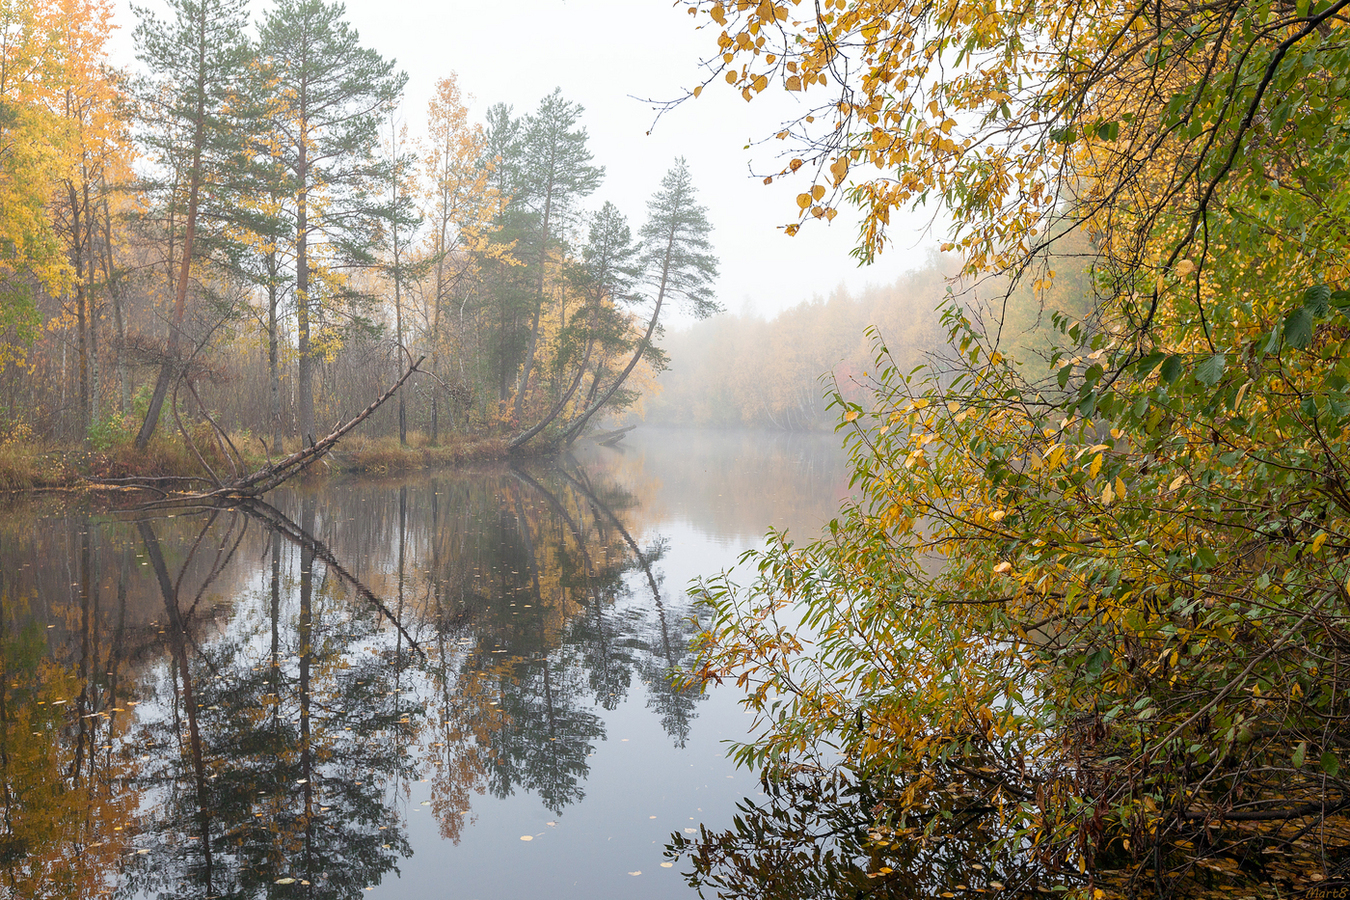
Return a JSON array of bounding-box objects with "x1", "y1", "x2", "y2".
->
[{"x1": 107, "y1": 0, "x2": 941, "y2": 322}]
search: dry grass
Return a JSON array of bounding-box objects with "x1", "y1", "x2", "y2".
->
[
  {"x1": 0, "y1": 427, "x2": 515, "y2": 494},
  {"x1": 0, "y1": 441, "x2": 72, "y2": 491},
  {"x1": 334, "y1": 434, "x2": 509, "y2": 474}
]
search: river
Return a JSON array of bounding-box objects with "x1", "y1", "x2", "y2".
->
[{"x1": 0, "y1": 428, "x2": 850, "y2": 900}]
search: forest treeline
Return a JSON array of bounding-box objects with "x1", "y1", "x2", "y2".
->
[
  {"x1": 647, "y1": 245, "x2": 1091, "y2": 431},
  {"x1": 648, "y1": 258, "x2": 953, "y2": 430},
  {"x1": 0, "y1": 0, "x2": 719, "y2": 470}
]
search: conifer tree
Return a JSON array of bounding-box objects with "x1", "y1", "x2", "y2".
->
[
  {"x1": 559, "y1": 158, "x2": 719, "y2": 446},
  {"x1": 131, "y1": 0, "x2": 252, "y2": 448},
  {"x1": 256, "y1": 0, "x2": 405, "y2": 443},
  {"x1": 506, "y1": 201, "x2": 637, "y2": 450},
  {"x1": 510, "y1": 89, "x2": 603, "y2": 422}
]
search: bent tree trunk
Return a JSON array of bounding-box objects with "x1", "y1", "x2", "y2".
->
[
  {"x1": 106, "y1": 356, "x2": 423, "y2": 504},
  {"x1": 136, "y1": 1, "x2": 210, "y2": 450},
  {"x1": 506, "y1": 298, "x2": 599, "y2": 451},
  {"x1": 555, "y1": 219, "x2": 678, "y2": 449}
]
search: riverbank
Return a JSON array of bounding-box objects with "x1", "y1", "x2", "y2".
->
[{"x1": 0, "y1": 431, "x2": 513, "y2": 493}]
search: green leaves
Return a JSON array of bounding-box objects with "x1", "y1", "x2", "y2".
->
[
  {"x1": 1284, "y1": 305, "x2": 1316, "y2": 350},
  {"x1": 1160, "y1": 354, "x2": 1183, "y2": 384},
  {"x1": 1195, "y1": 353, "x2": 1226, "y2": 386}
]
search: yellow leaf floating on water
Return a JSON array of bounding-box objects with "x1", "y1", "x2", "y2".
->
[
  {"x1": 275, "y1": 878, "x2": 296, "y2": 885},
  {"x1": 629, "y1": 871, "x2": 642, "y2": 876},
  {"x1": 520, "y1": 835, "x2": 533, "y2": 841},
  {"x1": 661, "y1": 862, "x2": 674, "y2": 868}
]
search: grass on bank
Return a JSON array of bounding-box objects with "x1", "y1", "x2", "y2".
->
[
  {"x1": 0, "y1": 421, "x2": 512, "y2": 492},
  {"x1": 328, "y1": 431, "x2": 508, "y2": 474}
]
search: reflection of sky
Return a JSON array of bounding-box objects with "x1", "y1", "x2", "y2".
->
[
  {"x1": 577, "y1": 426, "x2": 853, "y2": 544},
  {"x1": 368, "y1": 434, "x2": 839, "y2": 898},
  {"x1": 374, "y1": 467, "x2": 797, "y2": 897},
  {"x1": 388, "y1": 682, "x2": 756, "y2": 900}
]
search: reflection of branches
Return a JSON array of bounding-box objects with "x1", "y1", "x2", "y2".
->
[
  {"x1": 136, "y1": 518, "x2": 216, "y2": 893},
  {"x1": 235, "y1": 498, "x2": 426, "y2": 657},
  {"x1": 557, "y1": 459, "x2": 674, "y2": 664},
  {"x1": 509, "y1": 463, "x2": 602, "y2": 594}
]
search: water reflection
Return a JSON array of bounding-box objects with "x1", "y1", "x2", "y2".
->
[{"x1": 0, "y1": 451, "x2": 711, "y2": 898}]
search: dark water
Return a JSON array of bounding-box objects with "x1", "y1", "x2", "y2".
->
[{"x1": 0, "y1": 428, "x2": 848, "y2": 900}]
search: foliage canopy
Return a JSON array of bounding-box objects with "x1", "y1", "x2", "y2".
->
[{"x1": 681, "y1": 0, "x2": 1350, "y2": 895}]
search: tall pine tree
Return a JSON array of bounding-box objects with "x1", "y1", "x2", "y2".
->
[
  {"x1": 131, "y1": 0, "x2": 252, "y2": 448},
  {"x1": 559, "y1": 158, "x2": 719, "y2": 446},
  {"x1": 257, "y1": 0, "x2": 405, "y2": 442},
  {"x1": 509, "y1": 89, "x2": 603, "y2": 423}
]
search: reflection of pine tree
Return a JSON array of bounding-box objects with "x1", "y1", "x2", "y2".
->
[
  {"x1": 641, "y1": 658, "x2": 700, "y2": 750},
  {"x1": 126, "y1": 508, "x2": 419, "y2": 900},
  {"x1": 487, "y1": 650, "x2": 603, "y2": 815}
]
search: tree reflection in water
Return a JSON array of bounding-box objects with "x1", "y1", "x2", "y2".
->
[
  {"x1": 667, "y1": 767, "x2": 1042, "y2": 900},
  {"x1": 0, "y1": 456, "x2": 705, "y2": 897}
]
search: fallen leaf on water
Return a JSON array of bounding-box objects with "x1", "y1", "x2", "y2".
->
[
  {"x1": 661, "y1": 862, "x2": 674, "y2": 868},
  {"x1": 546, "y1": 821, "x2": 556, "y2": 827},
  {"x1": 629, "y1": 871, "x2": 642, "y2": 876},
  {"x1": 520, "y1": 835, "x2": 533, "y2": 841},
  {"x1": 420, "y1": 801, "x2": 430, "y2": 806},
  {"x1": 275, "y1": 878, "x2": 296, "y2": 885}
]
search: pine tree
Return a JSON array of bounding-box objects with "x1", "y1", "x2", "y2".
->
[
  {"x1": 509, "y1": 89, "x2": 603, "y2": 422},
  {"x1": 130, "y1": 0, "x2": 252, "y2": 448},
  {"x1": 256, "y1": 0, "x2": 405, "y2": 443},
  {"x1": 506, "y1": 201, "x2": 637, "y2": 450},
  {"x1": 558, "y1": 158, "x2": 719, "y2": 446}
]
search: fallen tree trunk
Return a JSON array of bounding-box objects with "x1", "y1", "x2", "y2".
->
[
  {"x1": 98, "y1": 356, "x2": 424, "y2": 503},
  {"x1": 595, "y1": 424, "x2": 636, "y2": 446}
]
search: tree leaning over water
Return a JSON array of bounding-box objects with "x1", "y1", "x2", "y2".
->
[
  {"x1": 555, "y1": 158, "x2": 720, "y2": 448},
  {"x1": 681, "y1": 0, "x2": 1350, "y2": 895}
]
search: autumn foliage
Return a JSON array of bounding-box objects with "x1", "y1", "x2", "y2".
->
[{"x1": 681, "y1": 0, "x2": 1350, "y2": 895}]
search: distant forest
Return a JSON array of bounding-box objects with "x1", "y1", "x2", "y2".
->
[{"x1": 647, "y1": 248, "x2": 1089, "y2": 431}]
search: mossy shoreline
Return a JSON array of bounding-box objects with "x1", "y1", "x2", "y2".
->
[{"x1": 0, "y1": 432, "x2": 524, "y2": 494}]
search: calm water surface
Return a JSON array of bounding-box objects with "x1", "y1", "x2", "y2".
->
[{"x1": 0, "y1": 428, "x2": 848, "y2": 900}]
